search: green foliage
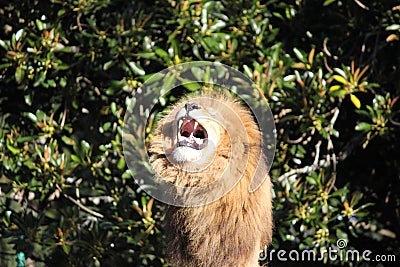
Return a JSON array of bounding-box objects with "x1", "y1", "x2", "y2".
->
[{"x1": 1, "y1": 0, "x2": 399, "y2": 266}]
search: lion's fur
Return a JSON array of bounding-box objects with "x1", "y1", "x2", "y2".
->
[{"x1": 149, "y1": 91, "x2": 272, "y2": 267}]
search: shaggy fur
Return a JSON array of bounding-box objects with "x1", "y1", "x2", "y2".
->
[{"x1": 149, "y1": 91, "x2": 272, "y2": 267}]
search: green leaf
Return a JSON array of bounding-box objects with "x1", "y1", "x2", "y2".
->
[
  {"x1": 306, "y1": 176, "x2": 317, "y2": 185},
  {"x1": 33, "y1": 71, "x2": 46, "y2": 87},
  {"x1": 117, "y1": 157, "x2": 126, "y2": 170},
  {"x1": 24, "y1": 94, "x2": 32, "y2": 106},
  {"x1": 6, "y1": 139, "x2": 20, "y2": 154},
  {"x1": 57, "y1": 9, "x2": 66, "y2": 17},
  {"x1": 293, "y1": 48, "x2": 304, "y2": 62},
  {"x1": 350, "y1": 192, "x2": 363, "y2": 206},
  {"x1": 47, "y1": 79, "x2": 56, "y2": 88},
  {"x1": 243, "y1": 65, "x2": 253, "y2": 78},
  {"x1": 61, "y1": 136, "x2": 75, "y2": 145},
  {"x1": 62, "y1": 244, "x2": 71, "y2": 255},
  {"x1": 323, "y1": 0, "x2": 337, "y2": 6},
  {"x1": 357, "y1": 202, "x2": 374, "y2": 211},
  {"x1": 154, "y1": 47, "x2": 169, "y2": 60},
  {"x1": 202, "y1": 37, "x2": 221, "y2": 53},
  {"x1": 36, "y1": 19, "x2": 47, "y2": 31},
  {"x1": 0, "y1": 39, "x2": 9, "y2": 50},
  {"x1": 182, "y1": 82, "x2": 201, "y2": 91},
  {"x1": 336, "y1": 228, "x2": 348, "y2": 240},
  {"x1": 70, "y1": 154, "x2": 81, "y2": 163},
  {"x1": 355, "y1": 122, "x2": 372, "y2": 131},
  {"x1": 331, "y1": 187, "x2": 349, "y2": 197},
  {"x1": 15, "y1": 67, "x2": 25, "y2": 84},
  {"x1": 385, "y1": 24, "x2": 400, "y2": 31},
  {"x1": 163, "y1": 72, "x2": 177, "y2": 90},
  {"x1": 272, "y1": 12, "x2": 284, "y2": 20},
  {"x1": 135, "y1": 52, "x2": 156, "y2": 59},
  {"x1": 23, "y1": 159, "x2": 37, "y2": 170},
  {"x1": 60, "y1": 77, "x2": 67, "y2": 88},
  {"x1": 122, "y1": 170, "x2": 132, "y2": 179},
  {"x1": 355, "y1": 109, "x2": 370, "y2": 117},
  {"x1": 81, "y1": 140, "x2": 90, "y2": 155},
  {"x1": 191, "y1": 67, "x2": 204, "y2": 81},
  {"x1": 102, "y1": 122, "x2": 111, "y2": 132},
  {"x1": 128, "y1": 61, "x2": 145, "y2": 76},
  {"x1": 4, "y1": 211, "x2": 12, "y2": 227},
  {"x1": 26, "y1": 112, "x2": 37, "y2": 122},
  {"x1": 53, "y1": 63, "x2": 70, "y2": 70},
  {"x1": 36, "y1": 110, "x2": 46, "y2": 121},
  {"x1": 15, "y1": 29, "x2": 24, "y2": 41},
  {"x1": 103, "y1": 60, "x2": 114, "y2": 71},
  {"x1": 110, "y1": 102, "x2": 117, "y2": 115},
  {"x1": 16, "y1": 135, "x2": 37, "y2": 142},
  {"x1": 209, "y1": 20, "x2": 226, "y2": 32}
]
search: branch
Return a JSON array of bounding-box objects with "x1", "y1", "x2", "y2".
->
[
  {"x1": 277, "y1": 132, "x2": 366, "y2": 183},
  {"x1": 353, "y1": 0, "x2": 369, "y2": 10},
  {"x1": 57, "y1": 185, "x2": 104, "y2": 219},
  {"x1": 278, "y1": 141, "x2": 326, "y2": 183}
]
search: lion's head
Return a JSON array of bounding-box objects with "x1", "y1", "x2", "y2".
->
[
  {"x1": 155, "y1": 94, "x2": 245, "y2": 176},
  {"x1": 149, "y1": 92, "x2": 258, "y2": 186}
]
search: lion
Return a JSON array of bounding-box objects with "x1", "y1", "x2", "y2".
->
[{"x1": 149, "y1": 90, "x2": 273, "y2": 267}]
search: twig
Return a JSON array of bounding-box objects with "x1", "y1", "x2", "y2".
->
[
  {"x1": 278, "y1": 105, "x2": 341, "y2": 184},
  {"x1": 64, "y1": 193, "x2": 104, "y2": 218},
  {"x1": 278, "y1": 141, "x2": 326, "y2": 183},
  {"x1": 329, "y1": 106, "x2": 340, "y2": 131},
  {"x1": 323, "y1": 38, "x2": 334, "y2": 73},
  {"x1": 286, "y1": 132, "x2": 307, "y2": 144},
  {"x1": 324, "y1": 58, "x2": 333, "y2": 74},
  {"x1": 277, "y1": 160, "x2": 327, "y2": 183},
  {"x1": 60, "y1": 100, "x2": 67, "y2": 129},
  {"x1": 322, "y1": 38, "x2": 332, "y2": 57},
  {"x1": 313, "y1": 140, "x2": 322, "y2": 166},
  {"x1": 57, "y1": 185, "x2": 104, "y2": 218},
  {"x1": 353, "y1": 0, "x2": 369, "y2": 10},
  {"x1": 389, "y1": 116, "x2": 400, "y2": 126}
]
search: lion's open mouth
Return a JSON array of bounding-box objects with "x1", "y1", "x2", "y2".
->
[{"x1": 177, "y1": 118, "x2": 208, "y2": 150}]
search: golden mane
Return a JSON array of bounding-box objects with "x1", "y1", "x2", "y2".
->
[{"x1": 149, "y1": 91, "x2": 273, "y2": 266}]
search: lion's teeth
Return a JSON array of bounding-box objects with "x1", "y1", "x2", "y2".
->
[
  {"x1": 194, "y1": 121, "x2": 198, "y2": 129},
  {"x1": 178, "y1": 119, "x2": 183, "y2": 130},
  {"x1": 193, "y1": 137, "x2": 203, "y2": 144}
]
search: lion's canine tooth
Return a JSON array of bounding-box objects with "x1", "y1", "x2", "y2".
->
[{"x1": 194, "y1": 121, "x2": 199, "y2": 129}]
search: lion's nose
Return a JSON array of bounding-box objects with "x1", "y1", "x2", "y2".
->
[{"x1": 184, "y1": 102, "x2": 200, "y2": 116}]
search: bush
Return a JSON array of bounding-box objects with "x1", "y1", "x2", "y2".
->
[{"x1": 1, "y1": 0, "x2": 399, "y2": 266}]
